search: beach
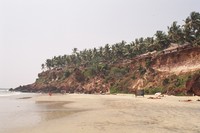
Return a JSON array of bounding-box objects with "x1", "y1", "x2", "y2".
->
[
  {"x1": 2, "y1": 93, "x2": 199, "y2": 133},
  {"x1": 0, "y1": 92, "x2": 41, "y2": 133}
]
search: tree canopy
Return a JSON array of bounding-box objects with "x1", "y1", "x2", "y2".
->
[{"x1": 42, "y1": 12, "x2": 200, "y2": 70}]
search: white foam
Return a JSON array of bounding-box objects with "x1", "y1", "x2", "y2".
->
[{"x1": 0, "y1": 91, "x2": 21, "y2": 97}]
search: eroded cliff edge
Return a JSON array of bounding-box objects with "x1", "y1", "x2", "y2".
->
[{"x1": 13, "y1": 46, "x2": 200, "y2": 96}]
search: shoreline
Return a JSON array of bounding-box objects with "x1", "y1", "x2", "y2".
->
[{"x1": 5, "y1": 94, "x2": 200, "y2": 133}]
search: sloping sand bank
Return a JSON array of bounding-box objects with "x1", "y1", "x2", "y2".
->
[{"x1": 14, "y1": 94, "x2": 200, "y2": 133}]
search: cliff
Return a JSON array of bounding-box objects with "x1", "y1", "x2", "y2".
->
[
  {"x1": 14, "y1": 46, "x2": 200, "y2": 96},
  {"x1": 12, "y1": 11, "x2": 200, "y2": 95}
]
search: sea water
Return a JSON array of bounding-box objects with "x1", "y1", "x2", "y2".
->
[
  {"x1": 0, "y1": 88, "x2": 21, "y2": 97},
  {"x1": 0, "y1": 89, "x2": 72, "y2": 133},
  {"x1": 0, "y1": 89, "x2": 41, "y2": 132}
]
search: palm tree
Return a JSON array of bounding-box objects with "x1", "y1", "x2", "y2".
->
[
  {"x1": 92, "y1": 48, "x2": 98, "y2": 58},
  {"x1": 168, "y1": 21, "x2": 184, "y2": 44},
  {"x1": 128, "y1": 41, "x2": 137, "y2": 57},
  {"x1": 183, "y1": 12, "x2": 200, "y2": 45},
  {"x1": 41, "y1": 11, "x2": 200, "y2": 73},
  {"x1": 41, "y1": 64, "x2": 45, "y2": 70},
  {"x1": 104, "y1": 44, "x2": 111, "y2": 60},
  {"x1": 99, "y1": 46, "x2": 103, "y2": 55},
  {"x1": 45, "y1": 59, "x2": 53, "y2": 70},
  {"x1": 113, "y1": 41, "x2": 126, "y2": 59},
  {"x1": 65, "y1": 55, "x2": 71, "y2": 66},
  {"x1": 154, "y1": 31, "x2": 170, "y2": 50},
  {"x1": 80, "y1": 49, "x2": 88, "y2": 63},
  {"x1": 86, "y1": 49, "x2": 93, "y2": 61},
  {"x1": 72, "y1": 48, "x2": 78, "y2": 55}
]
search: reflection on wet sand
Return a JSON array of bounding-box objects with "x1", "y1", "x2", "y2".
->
[{"x1": 35, "y1": 101, "x2": 85, "y2": 121}]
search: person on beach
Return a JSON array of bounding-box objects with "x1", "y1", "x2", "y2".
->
[{"x1": 49, "y1": 92, "x2": 52, "y2": 96}]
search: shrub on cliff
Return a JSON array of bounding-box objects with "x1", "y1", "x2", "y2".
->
[
  {"x1": 144, "y1": 87, "x2": 164, "y2": 94},
  {"x1": 138, "y1": 65, "x2": 146, "y2": 76},
  {"x1": 83, "y1": 67, "x2": 97, "y2": 78},
  {"x1": 109, "y1": 67, "x2": 128, "y2": 78},
  {"x1": 63, "y1": 70, "x2": 71, "y2": 78}
]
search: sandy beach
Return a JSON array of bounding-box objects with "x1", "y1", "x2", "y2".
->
[{"x1": 7, "y1": 94, "x2": 200, "y2": 133}]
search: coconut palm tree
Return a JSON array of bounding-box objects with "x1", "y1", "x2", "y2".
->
[
  {"x1": 41, "y1": 64, "x2": 45, "y2": 70},
  {"x1": 104, "y1": 44, "x2": 111, "y2": 60},
  {"x1": 154, "y1": 31, "x2": 170, "y2": 50},
  {"x1": 72, "y1": 48, "x2": 78, "y2": 55},
  {"x1": 168, "y1": 21, "x2": 184, "y2": 44},
  {"x1": 45, "y1": 59, "x2": 53, "y2": 70},
  {"x1": 183, "y1": 12, "x2": 200, "y2": 45}
]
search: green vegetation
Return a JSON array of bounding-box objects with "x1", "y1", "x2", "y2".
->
[
  {"x1": 110, "y1": 82, "x2": 129, "y2": 94},
  {"x1": 145, "y1": 58, "x2": 152, "y2": 68},
  {"x1": 63, "y1": 70, "x2": 71, "y2": 78},
  {"x1": 83, "y1": 67, "x2": 96, "y2": 78},
  {"x1": 42, "y1": 12, "x2": 200, "y2": 70},
  {"x1": 162, "y1": 78, "x2": 170, "y2": 86},
  {"x1": 110, "y1": 85, "x2": 120, "y2": 94},
  {"x1": 138, "y1": 65, "x2": 146, "y2": 76},
  {"x1": 131, "y1": 74, "x2": 136, "y2": 80},
  {"x1": 163, "y1": 74, "x2": 190, "y2": 89},
  {"x1": 109, "y1": 67, "x2": 128, "y2": 78},
  {"x1": 36, "y1": 77, "x2": 48, "y2": 84},
  {"x1": 37, "y1": 12, "x2": 200, "y2": 95},
  {"x1": 145, "y1": 72, "x2": 198, "y2": 95},
  {"x1": 145, "y1": 87, "x2": 164, "y2": 94}
]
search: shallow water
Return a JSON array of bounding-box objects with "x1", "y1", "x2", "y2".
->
[
  {"x1": 0, "y1": 93, "x2": 74, "y2": 133},
  {"x1": 0, "y1": 93, "x2": 41, "y2": 132},
  {"x1": 0, "y1": 88, "x2": 21, "y2": 97}
]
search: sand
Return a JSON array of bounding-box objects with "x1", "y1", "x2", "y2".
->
[{"x1": 11, "y1": 94, "x2": 200, "y2": 133}]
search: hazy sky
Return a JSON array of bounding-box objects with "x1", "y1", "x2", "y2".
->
[{"x1": 0, "y1": 0, "x2": 200, "y2": 88}]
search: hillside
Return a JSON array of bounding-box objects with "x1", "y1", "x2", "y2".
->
[
  {"x1": 13, "y1": 12, "x2": 200, "y2": 95},
  {"x1": 13, "y1": 46, "x2": 200, "y2": 96}
]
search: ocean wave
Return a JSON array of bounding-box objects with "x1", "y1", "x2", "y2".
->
[
  {"x1": 0, "y1": 91, "x2": 22, "y2": 97},
  {"x1": 0, "y1": 89, "x2": 9, "y2": 92}
]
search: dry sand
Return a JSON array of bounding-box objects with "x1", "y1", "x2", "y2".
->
[{"x1": 12, "y1": 94, "x2": 200, "y2": 133}]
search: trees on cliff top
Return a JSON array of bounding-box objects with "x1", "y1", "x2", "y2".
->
[{"x1": 43, "y1": 11, "x2": 200, "y2": 70}]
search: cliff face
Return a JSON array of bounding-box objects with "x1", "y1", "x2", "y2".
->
[
  {"x1": 14, "y1": 46, "x2": 200, "y2": 96},
  {"x1": 152, "y1": 47, "x2": 200, "y2": 75},
  {"x1": 144, "y1": 46, "x2": 200, "y2": 95}
]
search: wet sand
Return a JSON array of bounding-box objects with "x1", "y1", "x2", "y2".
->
[
  {"x1": 7, "y1": 94, "x2": 200, "y2": 133},
  {"x1": 0, "y1": 93, "x2": 42, "y2": 133}
]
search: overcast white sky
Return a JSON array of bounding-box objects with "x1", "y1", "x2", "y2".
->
[{"x1": 0, "y1": 0, "x2": 200, "y2": 88}]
